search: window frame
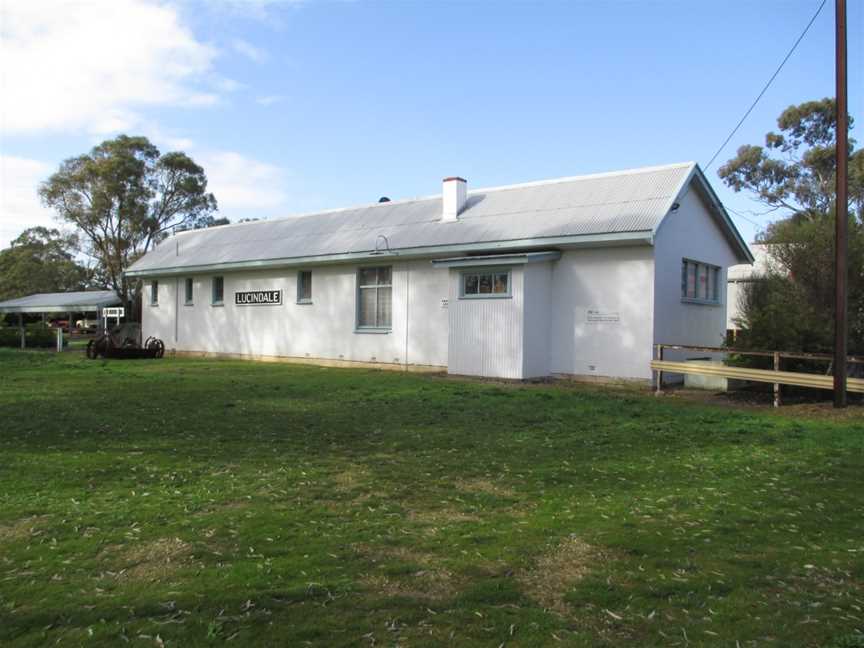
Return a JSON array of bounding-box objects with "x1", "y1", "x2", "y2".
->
[
  {"x1": 211, "y1": 275, "x2": 224, "y2": 306},
  {"x1": 296, "y1": 270, "x2": 313, "y2": 304},
  {"x1": 150, "y1": 280, "x2": 159, "y2": 306},
  {"x1": 680, "y1": 258, "x2": 721, "y2": 305},
  {"x1": 355, "y1": 265, "x2": 392, "y2": 332},
  {"x1": 184, "y1": 277, "x2": 194, "y2": 306},
  {"x1": 459, "y1": 268, "x2": 512, "y2": 300}
]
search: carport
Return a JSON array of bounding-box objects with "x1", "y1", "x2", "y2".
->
[{"x1": 0, "y1": 290, "x2": 122, "y2": 350}]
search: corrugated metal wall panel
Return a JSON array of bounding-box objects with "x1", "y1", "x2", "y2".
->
[{"x1": 447, "y1": 268, "x2": 524, "y2": 379}]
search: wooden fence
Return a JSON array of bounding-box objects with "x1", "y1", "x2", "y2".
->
[{"x1": 651, "y1": 344, "x2": 864, "y2": 407}]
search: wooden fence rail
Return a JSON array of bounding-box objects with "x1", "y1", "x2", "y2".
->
[{"x1": 652, "y1": 344, "x2": 864, "y2": 407}]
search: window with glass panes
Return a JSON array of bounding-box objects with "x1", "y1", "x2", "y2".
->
[
  {"x1": 184, "y1": 278, "x2": 193, "y2": 305},
  {"x1": 681, "y1": 259, "x2": 720, "y2": 303},
  {"x1": 460, "y1": 270, "x2": 510, "y2": 298},
  {"x1": 297, "y1": 271, "x2": 312, "y2": 303},
  {"x1": 356, "y1": 267, "x2": 392, "y2": 329},
  {"x1": 211, "y1": 276, "x2": 224, "y2": 305},
  {"x1": 150, "y1": 280, "x2": 159, "y2": 305}
]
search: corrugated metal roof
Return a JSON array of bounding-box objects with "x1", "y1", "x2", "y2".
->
[
  {"x1": 0, "y1": 290, "x2": 120, "y2": 313},
  {"x1": 128, "y1": 162, "x2": 696, "y2": 276}
]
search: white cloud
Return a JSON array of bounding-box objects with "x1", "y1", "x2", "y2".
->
[
  {"x1": 0, "y1": 0, "x2": 218, "y2": 135},
  {"x1": 256, "y1": 95, "x2": 284, "y2": 106},
  {"x1": 0, "y1": 155, "x2": 57, "y2": 248},
  {"x1": 232, "y1": 38, "x2": 268, "y2": 63},
  {"x1": 198, "y1": 151, "x2": 288, "y2": 211}
]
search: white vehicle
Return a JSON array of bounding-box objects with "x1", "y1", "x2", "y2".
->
[{"x1": 75, "y1": 318, "x2": 98, "y2": 330}]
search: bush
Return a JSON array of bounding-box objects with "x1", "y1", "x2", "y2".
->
[{"x1": 0, "y1": 326, "x2": 64, "y2": 349}]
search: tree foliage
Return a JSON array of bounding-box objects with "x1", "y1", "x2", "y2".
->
[
  {"x1": 0, "y1": 227, "x2": 90, "y2": 303},
  {"x1": 721, "y1": 99, "x2": 864, "y2": 355},
  {"x1": 39, "y1": 135, "x2": 217, "y2": 307}
]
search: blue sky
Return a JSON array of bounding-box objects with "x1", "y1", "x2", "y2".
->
[{"x1": 1, "y1": 0, "x2": 861, "y2": 248}]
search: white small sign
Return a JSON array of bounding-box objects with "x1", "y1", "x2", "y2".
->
[
  {"x1": 441, "y1": 299, "x2": 449, "y2": 309},
  {"x1": 103, "y1": 307, "x2": 125, "y2": 318},
  {"x1": 587, "y1": 309, "x2": 619, "y2": 323}
]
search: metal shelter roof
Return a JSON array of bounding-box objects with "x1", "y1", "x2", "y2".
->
[
  {"x1": 0, "y1": 290, "x2": 121, "y2": 314},
  {"x1": 127, "y1": 162, "x2": 752, "y2": 277}
]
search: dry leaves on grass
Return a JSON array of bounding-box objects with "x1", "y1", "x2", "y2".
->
[
  {"x1": 517, "y1": 534, "x2": 603, "y2": 615},
  {"x1": 0, "y1": 515, "x2": 51, "y2": 543},
  {"x1": 354, "y1": 543, "x2": 457, "y2": 602},
  {"x1": 102, "y1": 537, "x2": 192, "y2": 582},
  {"x1": 454, "y1": 478, "x2": 516, "y2": 498}
]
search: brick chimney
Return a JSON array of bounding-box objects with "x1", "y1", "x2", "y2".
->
[{"x1": 442, "y1": 176, "x2": 467, "y2": 222}]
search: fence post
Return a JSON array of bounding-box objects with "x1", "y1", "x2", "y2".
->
[
  {"x1": 773, "y1": 352, "x2": 781, "y2": 408},
  {"x1": 56, "y1": 327, "x2": 63, "y2": 353},
  {"x1": 18, "y1": 313, "x2": 25, "y2": 350},
  {"x1": 655, "y1": 345, "x2": 664, "y2": 395}
]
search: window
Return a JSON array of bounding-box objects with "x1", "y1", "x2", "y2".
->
[
  {"x1": 461, "y1": 270, "x2": 510, "y2": 298},
  {"x1": 357, "y1": 266, "x2": 392, "y2": 329},
  {"x1": 681, "y1": 259, "x2": 720, "y2": 303},
  {"x1": 297, "y1": 270, "x2": 312, "y2": 304},
  {"x1": 150, "y1": 280, "x2": 159, "y2": 305},
  {"x1": 184, "y1": 278, "x2": 193, "y2": 305},
  {"x1": 212, "y1": 276, "x2": 224, "y2": 305}
]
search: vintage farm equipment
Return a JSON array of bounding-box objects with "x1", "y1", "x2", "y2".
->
[{"x1": 86, "y1": 323, "x2": 165, "y2": 360}]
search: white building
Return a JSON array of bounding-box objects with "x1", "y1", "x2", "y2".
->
[
  {"x1": 726, "y1": 244, "x2": 773, "y2": 333},
  {"x1": 127, "y1": 162, "x2": 753, "y2": 381}
]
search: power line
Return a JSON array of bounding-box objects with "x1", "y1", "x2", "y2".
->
[
  {"x1": 704, "y1": 0, "x2": 828, "y2": 171},
  {"x1": 725, "y1": 205, "x2": 761, "y2": 228}
]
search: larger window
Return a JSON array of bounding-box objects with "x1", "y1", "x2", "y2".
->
[
  {"x1": 150, "y1": 280, "x2": 159, "y2": 305},
  {"x1": 681, "y1": 259, "x2": 720, "y2": 304},
  {"x1": 461, "y1": 270, "x2": 510, "y2": 298},
  {"x1": 357, "y1": 266, "x2": 392, "y2": 329},
  {"x1": 211, "y1": 276, "x2": 224, "y2": 305}
]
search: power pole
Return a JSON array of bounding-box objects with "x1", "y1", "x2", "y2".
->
[{"x1": 834, "y1": 0, "x2": 848, "y2": 408}]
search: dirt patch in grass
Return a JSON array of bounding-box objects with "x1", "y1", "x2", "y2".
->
[
  {"x1": 407, "y1": 507, "x2": 481, "y2": 526},
  {"x1": 354, "y1": 543, "x2": 456, "y2": 601},
  {"x1": 0, "y1": 515, "x2": 51, "y2": 543},
  {"x1": 517, "y1": 534, "x2": 602, "y2": 615},
  {"x1": 103, "y1": 537, "x2": 192, "y2": 582},
  {"x1": 454, "y1": 478, "x2": 515, "y2": 498}
]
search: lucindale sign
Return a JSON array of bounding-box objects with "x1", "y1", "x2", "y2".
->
[{"x1": 235, "y1": 290, "x2": 282, "y2": 306}]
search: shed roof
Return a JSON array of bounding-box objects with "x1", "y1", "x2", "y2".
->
[
  {"x1": 127, "y1": 161, "x2": 752, "y2": 277},
  {"x1": 0, "y1": 290, "x2": 120, "y2": 314}
]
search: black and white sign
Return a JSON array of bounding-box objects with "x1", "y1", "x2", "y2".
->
[{"x1": 235, "y1": 290, "x2": 282, "y2": 306}]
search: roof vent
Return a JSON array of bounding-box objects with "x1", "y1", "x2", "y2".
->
[{"x1": 442, "y1": 176, "x2": 467, "y2": 222}]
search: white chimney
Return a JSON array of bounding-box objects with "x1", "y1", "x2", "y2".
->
[{"x1": 441, "y1": 176, "x2": 467, "y2": 222}]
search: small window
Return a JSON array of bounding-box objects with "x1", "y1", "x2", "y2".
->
[
  {"x1": 357, "y1": 266, "x2": 392, "y2": 329},
  {"x1": 150, "y1": 280, "x2": 159, "y2": 305},
  {"x1": 461, "y1": 270, "x2": 510, "y2": 298},
  {"x1": 297, "y1": 270, "x2": 312, "y2": 304},
  {"x1": 184, "y1": 278, "x2": 193, "y2": 305},
  {"x1": 681, "y1": 259, "x2": 720, "y2": 304},
  {"x1": 212, "y1": 276, "x2": 224, "y2": 305}
]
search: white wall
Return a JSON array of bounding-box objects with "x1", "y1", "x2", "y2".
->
[
  {"x1": 142, "y1": 260, "x2": 449, "y2": 368},
  {"x1": 548, "y1": 246, "x2": 656, "y2": 380},
  {"x1": 447, "y1": 266, "x2": 525, "y2": 379},
  {"x1": 523, "y1": 262, "x2": 552, "y2": 378},
  {"x1": 653, "y1": 184, "x2": 742, "y2": 379}
]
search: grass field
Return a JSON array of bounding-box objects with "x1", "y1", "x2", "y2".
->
[{"x1": 1, "y1": 350, "x2": 862, "y2": 647}]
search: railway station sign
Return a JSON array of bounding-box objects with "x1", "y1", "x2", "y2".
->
[{"x1": 235, "y1": 290, "x2": 282, "y2": 306}]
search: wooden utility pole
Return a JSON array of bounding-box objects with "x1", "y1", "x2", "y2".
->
[{"x1": 834, "y1": 0, "x2": 848, "y2": 408}]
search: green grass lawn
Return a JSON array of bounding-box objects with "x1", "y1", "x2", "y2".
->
[{"x1": 1, "y1": 350, "x2": 862, "y2": 647}]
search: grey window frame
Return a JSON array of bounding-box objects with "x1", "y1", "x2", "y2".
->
[
  {"x1": 297, "y1": 270, "x2": 312, "y2": 304},
  {"x1": 459, "y1": 268, "x2": 512, "y2": 299},
  {"x1": 150, "y1": 280, "x2": 159, "y2": 306},
  {"x1": 355, "y1": 266, "x2": 392, "y2": 331},
  {"x1": 184, "y1": 277, "x2": 194, "y2": 305},
  {"x1": 211, "y1": 276, "x2": 224, "y2": 306},
  {"x1": 681, "y1": 258, "x2": 721, "y2": 305}
]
